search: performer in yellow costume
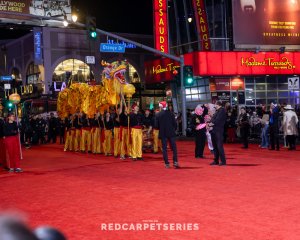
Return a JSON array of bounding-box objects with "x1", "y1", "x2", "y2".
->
[{"x1": 129, "y1": 104, "x2": 144, "y2": 160}]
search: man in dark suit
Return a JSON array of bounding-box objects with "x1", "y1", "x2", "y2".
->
[
  {"x1": 157, "y1": 101, "x2": 179, "y2": 169},
  {"x1": 209, "y1": 101, "x2": 227, "y2": 166}
]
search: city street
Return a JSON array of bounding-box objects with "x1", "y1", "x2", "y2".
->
[{"x1": 1, "y1": 141, "x2": 299, "y2": 240}]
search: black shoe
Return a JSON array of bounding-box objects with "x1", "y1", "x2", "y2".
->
[
  {"x1": 165, "y1": 164, "x2": 170, "y2": 169},
  {"x1": 219, "y1": 163, "x2": 226, "y2": 166},
  {"x1": 210, "y1": 161, "x2": 218, "y2": 165},
  {"x1": 269, "y1": 148, "x2": 275, "y2": 150},
  {"x1": 173, "y1": 163, "x2": 180, "y2": 169},
  {"x1": 241, "y1": 146, "x2": 248, "y2": 149},
  {"x1": 137, "y1": 157, "x2": 143, "y2": 160}
]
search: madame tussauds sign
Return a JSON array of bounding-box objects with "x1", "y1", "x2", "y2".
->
[{"x1": 241, "y1": 57, "x2": 296, "y2": 70}]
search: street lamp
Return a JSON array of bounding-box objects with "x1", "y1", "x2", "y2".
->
[
  {"x1": 63, "y1": 15, "x2": 68, "y2": 27},
  {"x1": 72, "y1": 14, "x2": 78, "y2": 23}
]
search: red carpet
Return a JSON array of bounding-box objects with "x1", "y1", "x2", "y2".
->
[{"x1": 0, "y1": 141, "x2": 300, "y2": 240}]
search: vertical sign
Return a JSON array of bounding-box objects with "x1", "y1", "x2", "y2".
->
[
  {"x1": 153, "y1": 0, "x2": 169, "y2": 53},
  {"x1": 192, "y1": 0, "x2": 211, "y2": 51},
  {"x1": 33, "y1": 28, "x2": 43, "y2": 65}
]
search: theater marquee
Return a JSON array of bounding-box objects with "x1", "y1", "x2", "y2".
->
[{"x1": 153, "y1": 0, "x2": 169, "y2": 53}]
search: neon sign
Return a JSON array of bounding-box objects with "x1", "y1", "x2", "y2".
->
[
  {"x1": 241, "y1": 57, "x2": 296, "y2": 70},
  {"x1": 152, "y1": 63, "x2": 179, "y2": 75},
  {"x1": 153, "y1": 0, "x2": 169, "y2": 53},
  {"x1": 107, "y1": 39, "x2": 136, "y2": 49}
]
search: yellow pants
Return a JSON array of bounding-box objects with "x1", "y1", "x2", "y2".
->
[
  {"x1": 80, "y1": 129, "x2": 91, "y2": 152},
  {"x1": 73, "y1": 129, "x2": 81, "y2": 151},
  {"x1": 64, "y1": 130, "x2": 71, "y2": 151},
  {"x1": 103, "y1": 129, "x2": 112, "y2": 155},
  {"x1": 131, "y1": 128, "x2": 143, "y2": 158},
  {"x1": 92, "y1": 128, "x2": 101, "y2": 153},
  {"x1": 120, "y1": 128, "x2": 130, "y2": 157},
  {"x1": 153, "y1": 129, "x2": 162, "y2": 153},
  {"x1": 114, "y1": 127, "x2": 121, "y2": 157}
]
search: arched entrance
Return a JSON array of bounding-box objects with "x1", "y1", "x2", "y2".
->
[{"x1": 52, "y1": 59, "x2": 93, "y2": 84}]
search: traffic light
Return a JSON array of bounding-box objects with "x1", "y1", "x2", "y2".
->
[
  {"x1": 172, "y1": 68, "x2": 181, "y2": 86},
  {"x1": 183, "y1": 65, "x2": 194, "y2": 86},
  {"x1": 3, "y1": 100, "x2": 14, "y2": 111},
  {"x1": 86, "y1": 16, "x2": 97, "y2": 39}
]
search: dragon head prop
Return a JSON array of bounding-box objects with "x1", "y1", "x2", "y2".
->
[{"x1": 101, "y1": 60, "x2": 127, "y2": 84}]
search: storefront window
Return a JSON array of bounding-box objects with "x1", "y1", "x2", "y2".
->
[
  {"x1": 256, "y1": 84, "x2": 266, "y2": 90},
  {"x1": 267, "y1": 84, "x2": 277, "y2": 90},
  {"x1": 53, "y1": 59, "x2": 92, "y2": 83},
  {"x1": 26, "y1": 62, "x2": 41, "y2": 84},
  {"x1": 278, "y1": 91, "x2": 289, "y2": 98},
  {"x1": 185, "y1": 77, "x2": 211, "y2": 107}
]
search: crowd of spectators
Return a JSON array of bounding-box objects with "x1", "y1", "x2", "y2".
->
[{"x1": 186, "y1": 102, "x2": 300, "y2": 148}]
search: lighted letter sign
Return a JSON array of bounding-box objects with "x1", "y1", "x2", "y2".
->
[
  {"x1": 192, "y1": 0, "x2": 211, "y2": 51},
  {"x1": 34, "y1": 28, "x2": 43, "y2": 65},
  {"x1": 153, "y1": 0, "x2": 169, "y2": 53}
]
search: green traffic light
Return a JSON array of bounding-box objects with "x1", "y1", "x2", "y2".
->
[
  {"x1": 7, "y1": 102, "x2": 13, "y2": 108},
  {"x1": 187, "y1": 77, "x2": 194, "y2": 84},
  {"x1": 90, "y1": 31, "x2": 97, "y2": 38}
]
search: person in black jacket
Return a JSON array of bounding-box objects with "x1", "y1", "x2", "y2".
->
[
  {"x1": 3, "y1": 113, "x2": 22, "y2": 172},
  {"x1": 157, "y1": 101, "x2": 179, "y2": 169},
  {"x1": 0, "y1": 116, "x2": 7, "y2": 169},
  {"x1": 47, "y1": 113, "x2": 57, "y2": 143},
  {"x1": 192, "y1": 105, "x2": 206, "y2": 158},
  {"x1": 269, "y1": 103, "x2": 280, "y2": 150},
  {"x1": 209, "y1": 101, "x2": 227, "y2": 166},
  {"x1": 237, "y1": 107, "x2": 250, "y2": 149}
]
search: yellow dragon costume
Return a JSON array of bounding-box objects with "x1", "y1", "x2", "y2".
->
[{"x1": 57, "y1": 60, "x2": 135, "y2": 118}]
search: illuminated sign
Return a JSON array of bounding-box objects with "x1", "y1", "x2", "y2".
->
[
  {"x1": 153, "y1": 0, "x2": 169, "y2": 53},
  {"x1": 241, "y1": 57, "x2": 296, "y2": 70},
  {"x1": 145, "y1": 58, "x2": 180, "y2": 83},
  {"x1": 0, "y1": 0, "x2": 27, "y2": 13},
  {"x1": 0, "y1": 76, "x2": 13, "y2": 81},
  {"x1": 53, "y1": 82, "x2": 67, "y2": 92},
  {"x1": 192, "y1": 0, "x2": 211, "y2": 51},
  {"x1": 152, "y1": 62, "x2": 179, "y2": 75},
  {"x1": 232, "y1": 0, "x2": 300, "y2": 46},
  {"x1": 34, "y1": 29, "x2": 43, "y2": 65},
  {"x1": 100, "y1": 43, "x2": 125, "y2": 53},
  {"x1": 184, "y1": 51, "x2": 300, "y2": 76},
  {"x1": 107, "y1": 39, "x2": 136, "y2": 49},
  {"x1": 0, "y1": 0, "x2": 72, "y2": 20}
]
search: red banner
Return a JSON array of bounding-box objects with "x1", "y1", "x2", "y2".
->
[
  {"x1": 153, "y1": 0, "x2": 169, "y2": 53},
  {"x1": 192, "y1": 0, "x2": 211, "y2": 51},
  {"x1": 184, "y1": 51, "x2": 300, "y2": 76}
]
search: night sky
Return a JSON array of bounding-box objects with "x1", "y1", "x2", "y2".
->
[
  {"x1": 71, "y1": 0, "x2": 153, "y2": 35},
  {"x1": 0, "y1": 0, "x2": 154, "y2": 40}
]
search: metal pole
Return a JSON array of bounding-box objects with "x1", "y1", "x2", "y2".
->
[{"x1": 180, "y1": 55, "x2": 187, "y2": 136}]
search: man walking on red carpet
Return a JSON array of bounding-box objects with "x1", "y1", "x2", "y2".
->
[
  {"x1": 209, "y1": 101, "x2": 227, "y2": 166},
  {"x1": 157, "y1": 101, "x2": 179, "y2": 169}
]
